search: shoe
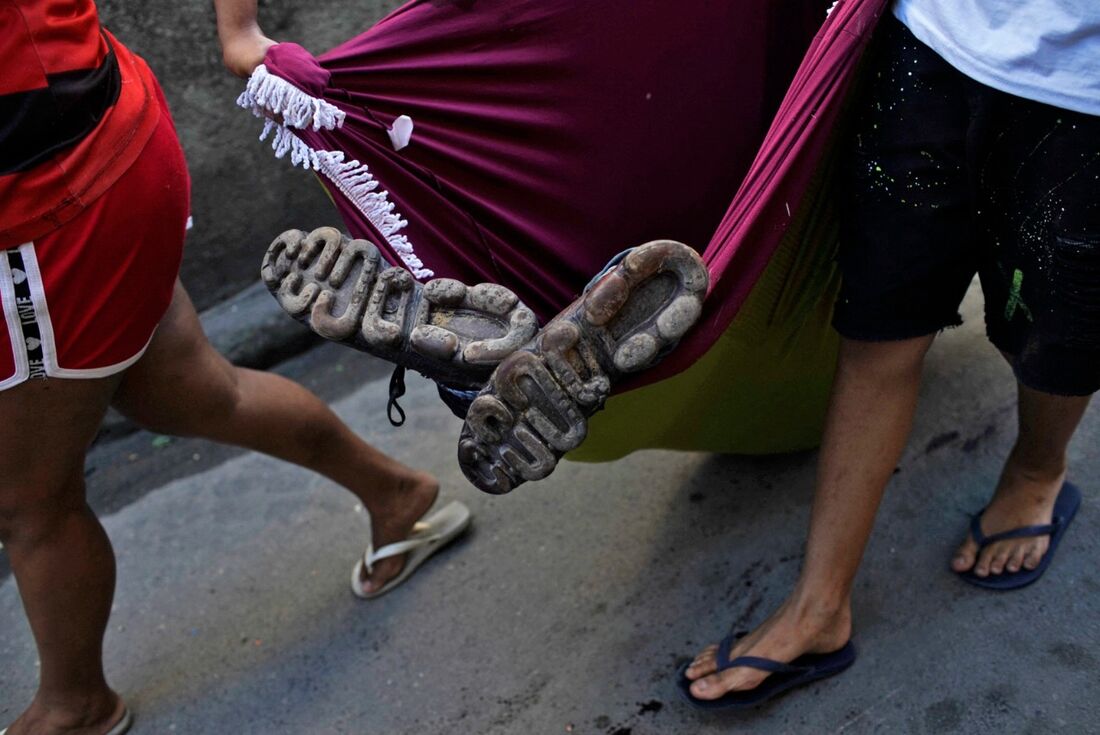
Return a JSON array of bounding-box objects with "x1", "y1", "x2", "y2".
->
[
  {"x1": 351, "y1": 500, "x2": 471, "y2": 599},
  {"x1": 677, "y1": 637, "x2": 856, "y2": 710},
  {"x1": 2, "y1": 706, "x2": 132, "y2": 735},
  {"x1": 457, "y1": 240, "x2": 707, "y2": 494},
  {"x1": 956, "y1": 481, "x2": 1081, "y2": 591},
  {"x1": 263, "y1": 227, "x2": 537, "y2": 389}
]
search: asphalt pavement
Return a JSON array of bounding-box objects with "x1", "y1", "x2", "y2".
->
[{"x1": 2, "y1": 281, "x2": 1098, "y2": 734}]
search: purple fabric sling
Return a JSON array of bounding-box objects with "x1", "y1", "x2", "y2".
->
[{"x1": 239, "y1": 0, "x2": 888, "y2": 390}]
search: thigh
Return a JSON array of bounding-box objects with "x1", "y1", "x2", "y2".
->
[
  {"x1": 978, "y1": 96, "x2": 1100, "y2": 396},
  {"x1": 0, "y1": 375, "x2": 118, "y2": 515},
  {"x1": 11, "y1": 97, "x2": 188, "y2": 386},
  {"x1": 111, "y1": 281, "x2": 240, "y2": 434},
  {"x1": 0, "y1": 84, "x2": 187, "y2": 512},
  {"x1": 834, "y1": 15, "x2": 977, "y2": 341}
]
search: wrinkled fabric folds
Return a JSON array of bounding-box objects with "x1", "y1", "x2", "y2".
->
[{"x1": 250, "y1": 0, "x2": 888, "y2": 391}]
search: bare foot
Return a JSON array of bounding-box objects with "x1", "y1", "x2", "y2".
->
[
  {"x1": 951, "y1": 450, "x2": 1065, "y2": 578},
  {"x1": 356, "y1": 470, "x2": 440, "y2": 594},
  {"x1": 683, "y1": 597, "x2": 851, "y2": 701},
  {"x1": 6, "y1": 691, "x2": 127, "y2": 735}
]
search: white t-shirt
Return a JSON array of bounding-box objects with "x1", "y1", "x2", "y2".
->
[{"x1": 893, "y1": 0, "x2": 1100, "y2": 116}]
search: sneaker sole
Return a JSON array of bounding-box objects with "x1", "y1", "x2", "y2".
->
[
  {"x1": 457, "y1": 240, "x2": 708, "y2": 494},
  {"x1": 262, "y1": 227, "x2": 538, "y2": 388}
]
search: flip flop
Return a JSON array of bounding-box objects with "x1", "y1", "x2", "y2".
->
[
  {"x1": 351, "y1": 500, "x2": 471, "y2": 599},
  {"x1": 957, "y1": 481, "x2": 1082, "y2": 591},
  {"x1": 677, "y1": 635, "x2": 857, "y2": 710},
  {"x1": 2, "y1": 706, "x2": 133, "y2": 735},
  {"x1": 104, "y1": 708, "x2": 132, "y2": 735}
]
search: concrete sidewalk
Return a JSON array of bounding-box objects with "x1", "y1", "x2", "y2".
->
[{"x1": 2, "y1": 285, "x2": 1098, "y2": 734}]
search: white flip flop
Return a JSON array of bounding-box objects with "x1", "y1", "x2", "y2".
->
[
  {"x1": 3, "y1": 706, "x2": 132, "y2": 735},
  {"x1": 351, "y1": 500, "x2": 471, "y2": 599},
  {"x1": 105, "y1": 708, "x2": 133, "y2": 735}
]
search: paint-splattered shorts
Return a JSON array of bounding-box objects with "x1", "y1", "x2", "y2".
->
[{"x1": 834, "y1": 15, "x2": 1100, "y2": 396}]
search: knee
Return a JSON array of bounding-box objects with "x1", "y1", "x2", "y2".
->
[
  {"x1": 0, "y1": 474, "x2": 86, "y2": 548},
  {"x1": 839, "y1": 335, "x2": 933, "y2": 383}
]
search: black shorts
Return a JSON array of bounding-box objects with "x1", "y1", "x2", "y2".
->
[{"x1": 834, "y1": 15, "x2": 1100, "y2": 396}]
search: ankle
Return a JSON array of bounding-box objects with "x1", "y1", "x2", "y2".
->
[
  {"x1": 1004, "y1": 446, "x2": 1067, "y2": 486},
  {"x1": 28, "y1": 688, "x2": 119, "y2": 731},
  {"x1": 361, "y1": 471, "x2": 438, "y2": 523},
  {"x1": 786, "y1": 588, "x2": 852, "y2": 632}
]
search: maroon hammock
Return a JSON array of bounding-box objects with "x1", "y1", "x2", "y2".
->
[{"x1": 238, "y1": 0, "x2": 888, "y2": 391}]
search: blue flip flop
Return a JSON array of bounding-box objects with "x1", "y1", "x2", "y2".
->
[
  {"x1": 957, "y1": 481, "x2": 1082, "y2": 591},
  {"x1": 677, "y1": 635, "x2": 857, "y2": 710}
]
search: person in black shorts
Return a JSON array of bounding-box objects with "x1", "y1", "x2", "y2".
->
[{"x1": 684, "y1": 7, "x2": 1099, "y2": 704}]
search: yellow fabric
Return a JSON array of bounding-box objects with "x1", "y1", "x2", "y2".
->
[{"x1": 569, "y1": 167, "x2": 841, "y2": 462}]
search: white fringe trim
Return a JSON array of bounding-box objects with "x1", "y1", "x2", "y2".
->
[
  {"x1": 236, "y1": 66, "x2": 433, "y2": 279},
  {"x1": 312, "y1": 150, "x2": 433, "y2": 279},
  {"x1": 236, "y1": 64, "x2": 346, "y2": 131}
]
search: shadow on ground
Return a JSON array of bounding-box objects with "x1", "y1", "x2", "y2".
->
[{"x1": 2, "y1": 284, "x2": 1098, "y2": 734}]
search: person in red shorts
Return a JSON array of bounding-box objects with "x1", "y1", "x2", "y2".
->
[{"x1": 0, "y1": 3, "x2": 469, "y2": 733}]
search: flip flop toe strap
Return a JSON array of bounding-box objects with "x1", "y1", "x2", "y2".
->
[
  {"x1": 715, "y1": 635, "x2": 811, "y2": 675},
  {"x1": 969, "y1": 512, "x2": 1062, "y2": 549},
  {"x1": 364, "y1": 530, "x2": 444, "y2": 572}
]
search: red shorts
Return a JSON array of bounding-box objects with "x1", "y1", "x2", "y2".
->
[{"x1": 0, "y1": 90, "x2": 189, "y2": 391}]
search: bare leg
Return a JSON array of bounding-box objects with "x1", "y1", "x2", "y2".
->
[
  {"x1": 951, "y1": 381, "x2": 1090, "y2": 577},
  {"x1": 684, "y1": 335, "x2": 934, "y2": 699},
  {"x1": 112, "y1": 282, "x2": 438, "y2": 593},
  {"x1": 3, "y1": 281, "x2": 446, "y2": 732},
  {"x1": 0, "y1": 377, "x2": 130, "y2": 735}
]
